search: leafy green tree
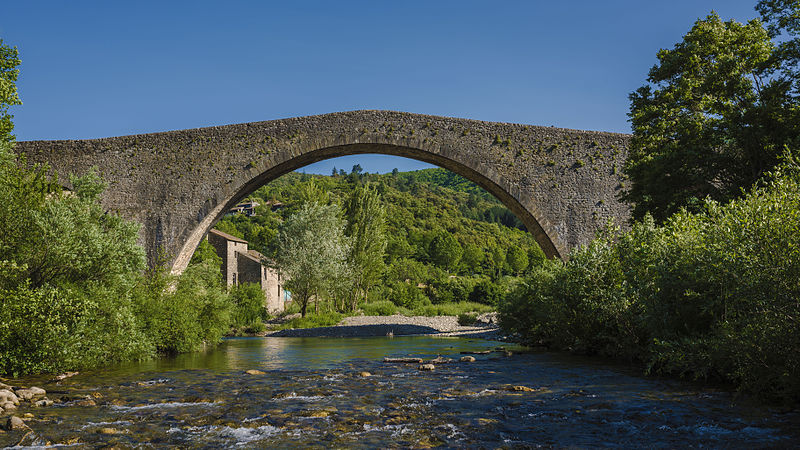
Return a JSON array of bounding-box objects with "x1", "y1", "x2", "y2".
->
[
  {"x1": 469, "y1": 280, "x2": 505, "y2": 306},
  {"x1": 275, "y1": 202, "x2": 350, "y2": 317},
  {"x1": 0, "y1": 40, "x2": 21, "y2": 144},
  {"x1": 625, "y1": 11, "x2": 800, "y2": 221},
  {"x1": 429, "y1": 231, "x2": 462, "y2": 271},
  {"x1": 757, "y1": 0, "x2": 800, "y2": 88},
  {"x1": 344, "y1": 184, "x2": 387, "y2": 310},
  {"x1": 489, "y1": 244, "x2": 506, "y2": 278},
  {"x1": 229, "y1": 282, "x2": 267, "y2": 327},
  {"x1": 506, "y1": 245, "x2": 529, "y2": 275},
  {"x1": 460, "y1": 243, "x2": 484, "y2": 274}
]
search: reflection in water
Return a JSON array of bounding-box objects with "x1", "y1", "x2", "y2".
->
[{"x1": 2, "y1": 336, "x2": 798, "y2": 448}]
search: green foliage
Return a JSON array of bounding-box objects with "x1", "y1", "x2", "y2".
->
[
  {"x1": 190, "y1": 238, "x2": 223, "y2": 268},
  {"x1": 360, "y1": 300, "x2": 397, "y2": 316},
  {"x1": 388, "y1": 281, "x2": 429, "y2": 310},
  {"x1": 229, "y1": 282, "x2": 267, "y2": 328},
  {"x1": 413, "y1": 301, "x2": 493, "y2": 317},
  {"x1": 278, "y1": 311, "x2": 343, "y2": 330},
  {"x1": 275, "y1": 202, "x2": 350, "y2": 317},
  {"x1": 344, "y1": 183, "x2": 387, "y2": 309},
  {"x1": 0, "y1": 39, "x2": 21, "y2": 143},
  {"x1": 457, "y1": 312, "x2": 478, "y2": 326},
  {"x1": 500, "y1": 156, "x2": 800, "y2": 401},
  {"x1": 429, "y1": 231, "x2": 462, "y2": 270},
  {"x1": 506, "y1": 245, "x2": 529, "y2": 275},
  {"x1": 626, "y1": 10, "x2": 800, "y2": 222},
  {"x1": 0, "y1": 44, "x2": 236, "y2": 376},
  {"x1": 469, "y1": 280, "x2": 506, "y2": 306}
]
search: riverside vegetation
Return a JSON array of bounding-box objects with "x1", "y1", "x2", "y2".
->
[
  {"x1": 2, "y1": 0, "x2": 799, "y2": 407},
  {"x1": 503, "y1": 0, "x2": 800, "y2": 404}
]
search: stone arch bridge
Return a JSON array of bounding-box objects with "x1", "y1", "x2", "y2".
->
[{"x1": 16, "y1": 110, "x2": 630, "y2": 273}]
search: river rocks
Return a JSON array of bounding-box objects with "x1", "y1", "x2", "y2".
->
[
  {"x1": 1, "y1": 401, "x2": 17, "y2": 411},
  {"x1": 245, "y1": 369, "x2": 266, "y2": 375},
  {"x1": 0, "y1": 382, "x2": 13, "y2": 390},
  {"x1": 50, "y1": 372, "x2": 79, "y2": 382},
  {"x1": 358, "y1": 371, "x2": 371, "y2": 377},
  {"x1": 306, "y1": 410, "x2": 329, "y2": 418},
  {"x1": 97, "y1": 427, "x2": 120, "y2": 434},
  {"x1": 383, "y1": 357, "x2": 423, "y2": 363},
  {"x1": 460, "y1": 356, "x2": 476, "y2": 362},
  {"x1": 428, "y1": 356, "x2": 453, "y2": 364},
  {"x1": 35, "y1": 398, "x2": 54, "y2": 407},
  {"x1": 5, "y1": 416, "x2": 26, "y2": 431},
  {"x1": 15, "y1": 386, "x2": 46, "y2": 401},
  {"x1": 75, "y1": 397, "x2": 97, "y2": 407},
  {"x1": 0, "y1": 389, "x2": 19, "y2": 406},
  {"x1": 418, "y1": 364, "x2": 435, "y2": 371},
  {"x1": 505, "y1": 385, "x2": 536, "y2": 392}
]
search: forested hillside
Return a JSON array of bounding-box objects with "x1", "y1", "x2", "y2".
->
[{"x1": 211, "y1": 167, "x2": 545, "y2": 311}]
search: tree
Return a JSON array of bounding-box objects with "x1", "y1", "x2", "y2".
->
[
  {"x1": 506, "y1": 245, "x2": 529, "y2": 275},
  {"x1": 274, "y1": 202, "x2": 349, "y2": 317},
  {"x1": 757, "y1": 0, "x2": 800, "y2": 90},
  {"x1": 0, "y1": 40, "x2": 21, "y2": 144},
  {"x1": 460, "y1": 243, "x2": 484, "y2": 274},
  {"x1": 344, "y1": 184, "x2": 386, "y2": 310},
  {"x1": 625, "y1": 11, "x2": 800, "y2": 222},
  {"x1": 428, "y1": 231, "x2": 462, "y2": 271}
]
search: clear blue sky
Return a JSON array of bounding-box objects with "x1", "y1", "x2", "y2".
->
[{"x1": 3, "y1": 1, "x2": 760, "y2": 173}]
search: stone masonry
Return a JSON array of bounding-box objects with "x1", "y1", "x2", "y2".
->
[
  {"x1": 15, "y1": 110, "x2": 631, "y2": 273},
  {"x1": 208, "y1": 229, "x2": 284, "y2": 313}
]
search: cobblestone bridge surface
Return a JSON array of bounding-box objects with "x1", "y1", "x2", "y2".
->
[{"x1": 16, "y1": 110, "x2": 630, "y2": 272}]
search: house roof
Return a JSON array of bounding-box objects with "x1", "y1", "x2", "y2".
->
[
  {"x1": 209, "y1": 228, "x2": 248, "y2": 244},
  {"x1": 237, "y1": 251, "x2": 261, "y2": 264}
]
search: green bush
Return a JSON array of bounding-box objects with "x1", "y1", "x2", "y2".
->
[
  {"x1": 360, "y1": 300, "x2": 397, "y2": 316},
  {"x1": 457, "y1": 312, "x2": 478, "y2": 326},
  {"x1": 499, "y1": 156, "x2": 800, "y2": 402},
  {"x1": 229, "y1": 282, "x2": 267, "y2": 328},
  {"x1": 280, "y1": 311, "x2": 343, "y2": 329},
  {"x1": 468, "y1": 280, "x2": 505, "y2": 306},
  {"x1": 413, "y1": 301, "x2": 493, "y2": 317},
  {"x1": 388, "y1": 281, "x2": 429, "y2": 309}
]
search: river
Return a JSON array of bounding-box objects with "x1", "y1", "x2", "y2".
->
[{"x1": 2, "y1": 336, "x2": 798, "y2": 448}]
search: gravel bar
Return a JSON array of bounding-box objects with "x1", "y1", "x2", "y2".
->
[{"x1": 266, "y1": 314, "x2": 502, "y2": 338}]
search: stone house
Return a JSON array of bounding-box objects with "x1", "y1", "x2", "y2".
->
[{"x1": 207, "y1": 229, "x2": 285, "y2": 313}]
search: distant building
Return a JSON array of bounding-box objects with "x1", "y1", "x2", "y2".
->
[
  {"x1": 227, "y1": 200, "x2": 260, "y2": 217},
  {"x1": 207, "y1": 229, "x2": 285, "y2": 313}
]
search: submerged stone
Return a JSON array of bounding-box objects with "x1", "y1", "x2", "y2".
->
[{"x1": 5, "y1": 416, "x2": 26, "y2": 431}]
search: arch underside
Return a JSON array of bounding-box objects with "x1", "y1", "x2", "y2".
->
[{"x1": 171, "y1": 143, "x2": 562, "y2": 274}]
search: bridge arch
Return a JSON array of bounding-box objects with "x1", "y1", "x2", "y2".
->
[
  {"x1": 15, "y1": 111, "x2": 630, "y2": 272},
  {"x1": 173, "y1": 143, "x2": 563, "y2": 275}
]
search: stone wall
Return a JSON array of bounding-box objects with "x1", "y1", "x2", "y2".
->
[{"x1": 15, "y1": 110, "x2": 631, "y2": 272}]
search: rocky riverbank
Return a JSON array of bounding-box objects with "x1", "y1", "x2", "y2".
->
[{"x1": 266, "y1": 313, "x2": 508, "y2": 339}]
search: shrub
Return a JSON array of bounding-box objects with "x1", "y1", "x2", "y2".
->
[
  {"x1": 230, "y1": 282, "x2": 267, "y2": 328},
  {"x1": 361, "y1": 300, "x2": 397, "y2": 316},
  {"x1": 469, "y1": 280, "x2": 505, "y2": 306},
  {"x1": 388, "y1": 281, "x2": 429, "y2": 309},
  {"x1": 457, "y1": 312, "x2": 478, "y2": 326},
  {"x1": 499, "y1": 156, "x2": 800, "y2": 402}
]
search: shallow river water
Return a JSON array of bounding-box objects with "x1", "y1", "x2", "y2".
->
[{"x1": 2, "y1": 336, "x2": 799, "y2": 448}]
